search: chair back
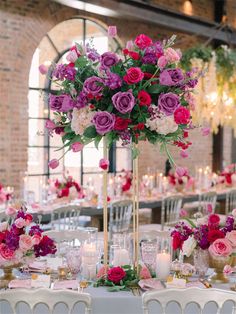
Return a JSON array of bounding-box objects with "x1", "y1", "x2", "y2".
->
[
  {"x1": 44, "y1": 229, "x2": 89, "y2": 248},
  {"x1": 109, "y1": 200, "x2": 132, "y2": 238},
  {"x1": 51, "y1": 205, "x2": 81, "y2": 230},
  {"x1": 198, "y1": 191, "x2": 217, "y2": 214},
  {"x1": 161, "y1": 195, "x2": 182, "y2": 230},
  {"x1": 225, "y1": 189, "x2": 236, "y2": 215},
  {"x1": 142, "y1": 287, "x2": 236, "y2": 314},
  {"x1": 0, "y1": 288, "x2": 92, "y2": 314}
]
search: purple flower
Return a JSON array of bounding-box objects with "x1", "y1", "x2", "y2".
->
[
  {"x1": 61, "y1": 94, "x2": 75, "y2": 111},
  {"x1": 34, "y1": 235, "x2": 57, "y2": 257},
  {"x1": 53, "y1": 64, "x2": 76, "y2": 81},
  {"x1": 16, "y1": 210, "x2": 26, "y2": 219},
  {"x1": 153, "y1": 41, "x2": 164, "y2": 57},
  {"x1": 86, "y1": 44, "x2": 101, "y2": 62},
  {"x1": 83, "y1": 76, "x2": 104, "y2": 96},
  {"x1": 64, "y1": 66, "x2": 76, "y2": 81},
  {"x1": 158, "y1": 92, "x2": 180, "y2": 115},
  {"x1": 187, "y1": 78, "x2": 198, "y2": 88},
  {"x1": 221, "y1": 216, "x2": 235, "y2": 233},
  {"x1": 5, "y1": 232, "x2": 19, "y2": 250},
  {"x1": 112, "y1": 90, "x2": 135, "y2": 114},
  {"x1": 101, "y1": 52, "x2": 119, "y2": 69},
  {"x1": 29, "y1": 225, "x2": 42, "y2": 237},
  {"x1": 49, "y1": 94, "x2": 64, "y2": 111},
  {"x1": 93, "y1": 111, "x2": 115, "y2": 135},
  {"x1": 75, "y1": 92, "x2": 88, "y2": 109},
  {"x1": 120, "y1": 130, "x2": 131, "y2": 146},
  {"x1": 159, "y1": 68, "x2": 184, "y2": 86},
  {"x1": 105, "y1": 72, "x2": 122, "y2": 90},
  {"x1": 142, "y1": 47, "x2": 157, "y2": 64}
]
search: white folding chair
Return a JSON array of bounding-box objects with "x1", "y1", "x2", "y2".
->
[
  {"x1": 0, "y1": 288, "x2": 92, "y2": 314},
  {"x1": 109, "y1": 200, "x2": 132, "y2": 240},
  {"x1": 225, "y1": 189, "x2": 236, "y2": 215},
  {"x1": 142, "y1": 287, "x2": 236, "y2": 314},
  {"x1": 51, "y1": 205, "x2": 81, "y2": 231}
]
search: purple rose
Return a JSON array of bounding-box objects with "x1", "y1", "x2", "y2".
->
[
  {"x1": 101, "y1": 52, "x2": 119, "y2": 68},
  {"x1": 112, "y1": 90, "x2": 135, "y2": 114},
  {"x1": 83, "y1": 76, "x2": 104, "y2": 96},
  {"x1": 75, "y1": 92, "x2": 88, "y2": 109},
  {"x1": 105, "y1": 72, "x2": 122, "y2": 90},
  {"x1": 53, "y1": 64, "x2": 76, "y2": 81},
  {"x1": 158, "y1": 92, "x2": 180, "y2": 115},
  {"x1": 93, "y1": 111, "x2": 115, "y2": 135},
  {"x1": 159, "y1": 68, "x2": 184, "y2": 86},
  {"x1": 61, "y1": 94, "x2": 75, "y2": 111},
  {"x1": 142, "y1": 47, "x2": 157, "y2": 64},
  {"x1": 49, "y1": 94, "x2": 65, "y2": 111},
  {"x1": 153, "y1": 41, "x2": 164, "y2": 57}
]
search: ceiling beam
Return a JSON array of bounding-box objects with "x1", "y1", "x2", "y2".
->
[{"x1": 53, "y1": 0, "x2": 236, "y2": 45}]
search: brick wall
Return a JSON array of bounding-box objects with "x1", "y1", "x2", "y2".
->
[{"x1": 0, "y1": 0, "x2": 233, "y2": 191}]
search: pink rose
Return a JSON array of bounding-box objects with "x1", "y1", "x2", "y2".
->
[
  {"x1": 32, "y1": 234, "x2": 41, "y2": 245},
  {"x1": 180, "y1": 150, "x2": 188, "y2": 158},
  {"x1": 223, "y1": 264, "x2": 233, "y2": 275},
  {"x1": 108, "y1": 26, "x2": 117, "y2": 37},
  {"x1": 66, "y1": 50, "x2": 78, "y2": 63},
  {"x1": 206, "y1": 203, "x2": 213, "y2": 214},
  {"x1": 5, "y1": 207, "x2": 17, "y2": 216},
  {"x1": 19, "y1": 235, "x2": 33, "y2": 251},
  {"x1": 176, "y1": 167, "x2": 188, "y2": 178},
  {"x1": 184, "y1": 92, "x2": 196, "y2": 111},
  {"x1": 48, "y1": 159, "x2": 59, "y2": 169},
  {"x1": 99, "y1": 158, "x2": 109, "y2": 171},
  {"x1": 226, "y1": 230, "x2": 236, "y2": 248},
  {"x1": 201, "y1": 127, "x2": 210, "y2": 136},
  {"x1": 15, "y1": 217, "x2": 26, "y2": 229},
  {"x1": 0, "y1": 222, "x2": 7, "y2": 232},
  {"x1": 45, "y1": 120, "x2": 56, "y2": 130},
  {"x1": 107, "y1": 266, "x2": 126, "y2": 284},
  {"x1": 38, "y1": 64, "x2": 48, "y2": 75},
  {"x1": 123, "y1": 67, "x2": 144, "y2": 84},
  {"x1": 232, "y1": 208, "x2": 236, "y2": 217},
  {"x1": 0, "y1": 243, "x2": 15, "y2": 260},
  {"x1": 96, "y1": 265, "x2": 109, "y2": 279},
  {"x1": 165, "y1": 47, "x2": 181, "y2": 63},
  {"x1": 71, "y1": 142, "x2": 84, "y2": 152},
  {"x1": 179, "y1": 209, "x2": 188, "y2": 218},
  {"x1": 0, "y1": 192, "x2": 7, "y2": 203},
  {"x1": 209, "y1": 238, "x2": 233, "y2": 257},
  {"x1": 139, "y1": 266, "x2": 152, "y2": 279},
  {"x1": 158, "y1": 56, "x2": 168, "y2": 69},
  {"x1": 134, "y1": 34, "x2": 153, "y2": 49},
  {"x1": 174, "y1": 107, "x2": 190, "y2": 125}
]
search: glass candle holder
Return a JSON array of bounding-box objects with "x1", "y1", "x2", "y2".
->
[
  {"x1": 156, "y1": 234, "x2": 172, "y2": 281},
  {"x1": 141, "y1": 240, "x2": 157, "y2": 273},
  {"x1": 66, "y1": 247, "x2": 82, "y2": 275},
  {"x1": 110, "y1": 244, "x2": 130, "y2": 266},
  {"x1": 85, "y1": 227, "x2": 98, "y2": 244}
]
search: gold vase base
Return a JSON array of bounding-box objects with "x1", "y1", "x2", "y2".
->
[{"x1": 208, "y1": 272, "x2": 229, "y2": 284}]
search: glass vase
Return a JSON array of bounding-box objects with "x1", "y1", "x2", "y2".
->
[{"x1": 193, "y1": 249, "x2": 209, "y2": 280}]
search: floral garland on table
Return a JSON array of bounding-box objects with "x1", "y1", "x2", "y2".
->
[
  {"x1": 40, "y1": 27, "x2": 198, "y2": 170},
  {"x1": 171, "y1": 213, "x2": 236, "y2": 259},
  {"x1": 0, "y1": 205, "x2": 56, "y2": 267},
  {"x1": 50, "y1": 175, "x2": 84, "y2": 199}
]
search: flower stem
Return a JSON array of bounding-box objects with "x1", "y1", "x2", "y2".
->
[{"x1": 163, "y1": 141, "x2": 176, "y2": 168}]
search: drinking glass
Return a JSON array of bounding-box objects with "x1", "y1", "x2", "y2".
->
[
  {"x1": 193, "y1": 249, "x2": 209, "y2": 279},
  {"x1": 66, "y1": 247, "x2": 82, "y2": 275},
  {"x1": 141, "y1": 240, "x2": 157, "y2": 273}
]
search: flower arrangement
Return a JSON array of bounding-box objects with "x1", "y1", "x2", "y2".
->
[
  {"x1": 95, "y1": 264, "x2": 151, "y2": 292},
  {"x1": 41, "y1": 29, "x2": 198, "y2": 168},
  {"x1": 0, "y1": 184, "x2": 12, "y2": 205},
  {"x1": 50, "y1": 175, "x2": 84, "y2": 199},
  {"x1": 168, "y1": 169, "x2": 194, "y2": 192},
  {"x1": 0, "y1": 205, "x2": 56, "y2": 267},
  {"x1": 171, "y1": 214, "x2": 236, "y2": 259},
  {"x1": 220, "y1": 164, "x2": 236, "y2": 186}
]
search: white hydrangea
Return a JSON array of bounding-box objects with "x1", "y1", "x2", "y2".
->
[
  {"x1": 71, "y1": 107, "x2": 95, "y2": 135},
  {"x1": 146, "y1": 115, "x2": 178, "y2": 135},
  {"x1": 182, "y1": 236, "x2": 197, "y2": 257}
]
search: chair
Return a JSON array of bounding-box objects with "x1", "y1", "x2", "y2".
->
[
  {"x1": 109, "y1": 200, "x2": 132, "y2": 240},
  {"x1": 198, "y1": 191, "x2": 217, "y2": 214},
  {"x1": 142, "y1": 287, "x2": 236, "y2": 314},
  {"x1": 225, "y1": 189, "x2": 236, "y2": 215},
  {"x1": 44, "y1": 229, "x2": 89, "y2": 248},
  {"x1": 51, "y1": 204, "x2": 81, "y2": 231},
  {"x1": 160, "y1": 195, "x2": 183, "y2": 230},
  {"x1": 0, "y1": 288, "x2": 92, "y2": 314}
]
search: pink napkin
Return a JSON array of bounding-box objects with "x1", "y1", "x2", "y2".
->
[
  {"x1": 53, "y1": 280, "x2": 78, "y2": 290},
  {"x1": 138, "y1": 279, "x2": 164, "y2": 291},
  {"x1": 8, "y1": 279, "x2": 31, "y2": 289},
  {"x1": 186, "y1": 281, "x2": 206, "y2": 289},
  {"x1": 28, "y1": 260, "x2": 47, "y2": 271}
]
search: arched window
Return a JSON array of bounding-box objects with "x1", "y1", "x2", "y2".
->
[{"x1": 28, "y1": 18, "x2": 131, "y2": 200}]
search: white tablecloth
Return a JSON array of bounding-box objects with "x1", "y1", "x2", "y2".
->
[{"x1": 1, "y1": 285, "x2": 235, "y2": 314}]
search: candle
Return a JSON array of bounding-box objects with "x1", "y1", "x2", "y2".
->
[
  {"x1": 113, "y1": 248, "x2": 130, "y2": 266},
  {"x1": 81, "y1": 243, "x2": 97, "y2": 280},
  {"x1": 156, "y1": 251, "x2": 171, "y2": 280}
]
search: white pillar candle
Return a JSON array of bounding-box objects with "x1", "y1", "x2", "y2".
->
[
  {"x1": 81, "y1": 243, "x2": 98, "y2": 280},
  {"x1": 156, "y1": 252, "x2": 171, "y2": 280},
  {"x1": 113, "y1": 248, "x2": 130, "y2": 266}
]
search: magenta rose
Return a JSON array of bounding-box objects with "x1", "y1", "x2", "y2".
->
[
  {"x1": 123, "y1": 67, "x2": 144, "y2": 84},
  {"x1": 83, "y1": 76, "x2": 104, "y2": 96},
  {"x1": 112, "y1": 90, "x2": 135, "y2": 114},
  {"x1": 101, "y1": 52, "x2": 119, "y2": 68},
  {"x1": 134, "y1": 34, "x2": 153, "y2": 49},
  {"x1": 93, "y1": 111, "x2": 115, "y2": 135},
  {"x1": 158, "y1": 92, "x2": 180, "y2": 116},
  {"x1": 49, "y1": 94, "x2": 65, "y2": 111},
  {"x1": 48, "y1": 159, "x2": 59, "y2": 169},
  {"x1": 159, "y1": 68, "x2": 184, "y2": 86},
  {"x1": 107, "y1": 266, "x2": 126, "y2": 284},
  {"x1": 209, "y1": 238, "x2": 233, "y2": 257},
  {"x1": 71, "y1": 142, "x2": 84, "y2": 152},
  {"x1": 174, "y1": 107, "x2": 190, "y2": 124}
]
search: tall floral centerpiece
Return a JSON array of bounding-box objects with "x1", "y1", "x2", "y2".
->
[
  {"x1": 41, "y1": 28, "x2": 198, "y2": 269},
  {"x1": 0, "y1": 205, "x2": 56, "y2": 281}
]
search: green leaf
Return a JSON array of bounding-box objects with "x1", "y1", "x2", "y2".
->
[
  {"x1": 83, "y1": 125, "x2": 97, "y2": 138},
  {"x1": 132, "y1": 146, "x2": 140, "y2": 159},
  {"x1": 147, "y1": 84, "x2": 166, "y2": 94},
  {"x1": 94, "y1": 135, "x2": 102, "y2": 149}
]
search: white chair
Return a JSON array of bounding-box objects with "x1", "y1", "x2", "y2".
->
[
  {"x1": 44, "y1": 229, "x2": 89, "y2": 248},
  {"x1": 198, "y1": 191, "x2": 217, "y2": 213},
  {"x1": 109, "y1": 200, "x2": 132, "y2": 239},
  {"x1": 51, "y1": 205, "x2": 81, "y2": 231},
  {"x1": 139, "y1": 230, "x2": 170, "y2": 242},
  {"x1": 142, "y1": 287, "x2": 236, "y2": 314},
  {"x1": 0, "y1": 288, "x2": 92, "y2": 314},
  {"x1": 225, "y1": 189, "x2": 236, "y2": 215}
]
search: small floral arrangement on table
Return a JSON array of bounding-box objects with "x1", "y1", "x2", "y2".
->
[
  {"x1": 171, "y1": 214, "x2": 236, "y2": 259},
  {"x1": 50, "y1": 175, "x2": 84, "y2": 199},
  {"x1": 41, "y1": 26, "x2": 199, "y2": 170},
  {"x1": 0, "y1": 205, "x2": 56, "y2": 267},
  {"x1": 95, "y1": 264, "x2": 151, "y2": 292},
  {"x1": 0, "y1": 183, "x2": 12, "y2": 204},
  {"x1": 220, "y1": 164, "x2": 236, "y2": 186},
  {"x1": 168, "y1": 169, "x2": 194, "y2": 192}
]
